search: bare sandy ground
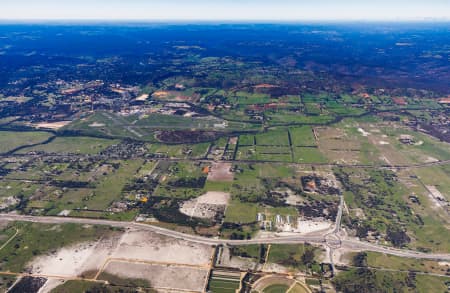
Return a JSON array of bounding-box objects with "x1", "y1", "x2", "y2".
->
[
  {"x1": 29, "y1": 228, "x2": 213, "y2": 292},
  {"x1": 180, "y1": 191, "x2": 230, "y2": 219},
  {"x1": 103, "y1": 261, "x2": 208, "y2": 292},
  {"x1": 357, "y1": 127, "x2": 370, "y2": 137},
  {"x1": 89, "y1": 122, "x2": 105, "y2": 127},
  {"x1": 111, "y1": 229, "x2": 212, "y2": 266},
  {"x1": 37, "y1": 279, "x2": 65, "y2": 293},
  {"x1": 295, "y1": 220, "x2": 333, "y2": 234},
  {"x1": 135, "y1": 94, "x2": 149, "y2": 101},
  {"x1": 34, "y1": 121, "x2": 71, "y2": 130},
  {"x1": 425, "y1": 185, "x2": 448, "y2": 210},
  {"x1": 216, "y1": 246, "x2": 260, "y2": 271},
  {"x1": 207, "y1": 162, "x2": 234, "y2": 182},
  {"x1": 29, "y1": 232, "x2": 122, "y2": 277}
]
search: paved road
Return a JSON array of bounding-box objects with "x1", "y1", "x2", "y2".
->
[
  {"x1": 2, "y1": 153, "x2": 449, "y2": 170},
  {"x1": 1, "y1": 214, "x2": 450, "y2": 262}
]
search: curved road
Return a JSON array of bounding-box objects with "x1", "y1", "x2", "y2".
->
[{"x1": 1, "y1": 214, "x2": 449, "y2": 262}]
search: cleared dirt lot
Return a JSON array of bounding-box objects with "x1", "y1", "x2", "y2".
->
[
  {"x1": 112, "y1": 229, "x2": 212, "y2": 266},
  {"x1": 315, "y1": 127, "x2": 361, "y2": 164},
  {"x1": 102, "y1": 261, "x2": 209, "y2": 292},
  {"x1": 180, "y1": 191, "x2": 230, "y2": 219},
  {"x1": 29, "y1": 228, "x2": 213, "y2": 292},
  {"x1": 207, "y1": 162, "x2": 234, "y2": 182},
  {"x1": 30, "y1": 232, "x2": 122, "y2": 278}
]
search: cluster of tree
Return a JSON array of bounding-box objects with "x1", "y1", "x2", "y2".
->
[
  {"x1": 333, "y1": 268, "x2": 418, "y2": 293},
  {"x1": 386, "y1": 225, "x2": 411, "y2": 247},
  {"x1": 168, "y1": 176, "x2": 207, "y2": 189}
]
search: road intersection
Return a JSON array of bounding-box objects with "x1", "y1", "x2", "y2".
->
[{"x1": 1, "y1": 213, "x2": 449, "y2": 262}]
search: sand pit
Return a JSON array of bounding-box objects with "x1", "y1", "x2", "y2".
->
[
  {"x1": 229, "y1": 137, "x2": 238, "y2": 145},
  {"x1": 152, "y1": 90, "x2": 170, "y2": 98},
  {"x1": 34, "y1": 121, "x2": 71, "y2": 130},
  {"x1": 89, "y1": 122, "x2": 105, "y2": 127},
  {"x1": 29, "y1": 228, "x2": 213, "y2": 292},
  {"x1": 135, "y1": 94, "x2": 149, "y2": 101},
  {"x1": 425, "y1": 185, "x2": 448, "y2": 210},
  {"x1": 102, "y1": 261, "x2": 208, "y2": 292},
  {"x1": 357, "y1": 128, "x2": 370, "y2": 137},
  {"x1": 207, "y1": 162, "x2": 234, "y2": 182},
  {"x1": 295, "y1": 220, "x2": 333, "y2": 234},
  {"x1": 112, "y1": 229, "x2": 212, "y2": 266},
  {"x1": 29, "y1": 233, "x2": 122, "y2": 277},
  {"x1": 180, "y1": 191, "x2": 230, "y2": 219}
]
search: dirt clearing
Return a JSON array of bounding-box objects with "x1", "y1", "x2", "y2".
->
[
  {"x1": 29, "y1": 228, "x2": 213, "y2": 292},
  {"x1": 102, "y1": 261, "x2": 208, "y2": 292},
  {"x1": 180, "y1": 191, "x2": 230, "y2": 219},
  {"x1": 207, "y1": 162, "x2": 234, "y2": 182},
  {"x1": 111, "y1": 229, "x2": 212, "y2": 266}
]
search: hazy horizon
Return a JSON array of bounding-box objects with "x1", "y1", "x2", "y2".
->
[{"x1": 1, "y1": 0, "x2": 449, "y2": 22}]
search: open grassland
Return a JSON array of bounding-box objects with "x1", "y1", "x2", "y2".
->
[
  {"x1": 288, "y1": 283, "x2": 310, "y2": 293},
  {"x1": 293, "y1": 147, "x2": 327, "y2": 163},
  {"x1": 263, "y1": 284, "x2": 290, "y2": 293},
  {"x1": 224, "y1": 200, "x2": 258, "y2": 224},
  {"x1": 0, "y1": 180, "x2": 39, "y2": 199},
  {"x1": 338, "y1": 166, "x2": 450, "y2": 252},
  {"x1": 0, "y1": 131, "x2": 53, "y2": 154},
  {"x1": 17, "y1": 136, "x2": 119, "y2": 155},
  {"x1": 208, "y1": 273, "x2": 241, "y2": 293},
  {"x1": 236, "y1": 127, "x2": 327, "y2": 163},
  {"x1": 85, "y1": 159, "x2": 143, "y2": 210},
  {"x1": 359, "y1": 251, "x2": 450, "y2": 275},
  {"x1": 266, "y1": 112, "x2": 335, "y2": 126},
  {"x1": 334, "y1": 268, "x2": 450, "y2": 293},
  {"x1": 267, "y1": 244, "x2": 322, "y2": 272},
  {"x1": 51, "y1": 280, "x2": 156, "y2": 293},
  {"x1": 0, "y1": 222, "x2": 117, "y2": 273},
  {"x1": 289, "y1": 126, "x2": 316, "y2": 146},
  {"x1": 65, "y1": 111, "x2": 256, "y2": 141},
  {"x1": 0, "y1": 275, "x2": 16, "y2": 292},
  {"x1": 414, "y1": 165, "x2": 450, "y2": 201}
]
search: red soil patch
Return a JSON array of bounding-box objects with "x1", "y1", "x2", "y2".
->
[{"x1": 207, "y1": 162, "x2": 234, "y2": 182}]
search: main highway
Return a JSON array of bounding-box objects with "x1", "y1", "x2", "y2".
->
[{"x1": 1, "y1": 213, "x2": 449, "y2": 262}]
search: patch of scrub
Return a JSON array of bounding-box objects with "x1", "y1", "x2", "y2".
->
[{"x1": 180, "y1": 191, "x2": 230, "y2": 219}]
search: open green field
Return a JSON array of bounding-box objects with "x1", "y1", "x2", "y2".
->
[
  {"x1": 267, "y1": 244, "x2": 321, "y2": 272},
  {"x1": 334, "y1": 267, "x2": 450, "y2": 293},
  {"x1": 85, "y1": 159, "x2": 143, "y2": 210},
  {"x1": 255, "y1": 130, "x2": 290, "y2": 146},
  {"x1": 288, "y1": 283, "x2": 310, "y2": 293},
  {"x1": 289, "y1": 126, "x2": 316, "y2": 146},
  {"x1": 0, "y1": 275, "x2": 16, "y2": 292},
  {"x1": 292, "y1": 147, "x2": 326, "y2": 163},
  {"x1": 50, "y1": 280, "x2": 156, "y2": 293},
  {"x1": 356, "y1": 251, "x2": 450, "y2": 275},
  {"x1": 0, "y1": 180, "x2": 40, "y2": 199},
  {"x1": 337, "y1": 166, "x2": 450, "y2": 251},
  {"x1": 263, "y1": 284, "x2": 290, "y2": 293},
  {"x1": 230, "y1": 163, "x2": 294, "y2": 202},
  {"x1": 153, "y1": 161, "x2": 207, "y2": 199},
  {"x1": 208, "y1": 274, "x2": 240, "y2": 293},
  {"x1": 0, "y1": 131, "x2": 53, "y2": 154},
  {"x1": 266, "y1": 112, "x2": 335, "y2": 126},
  {"x1": 17, "y1": 136, "x2": 119, "y2": 154},
  {"x1": 0, "y1": 222, "x2": 118, "y2": 273},
  {"x1": 65, "y1": 111, "x2": 256, "y2": 141},
  {"x1": 224, "y1": 200, "x2": 258, "y2": 223},
  {"x1": 233, "y1": 91, "x2": 273, "y2": 105}
]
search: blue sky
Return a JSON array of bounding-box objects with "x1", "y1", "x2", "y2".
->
[{"x1": 1, "y1": 0, "x2": 449, "y2": 21}]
